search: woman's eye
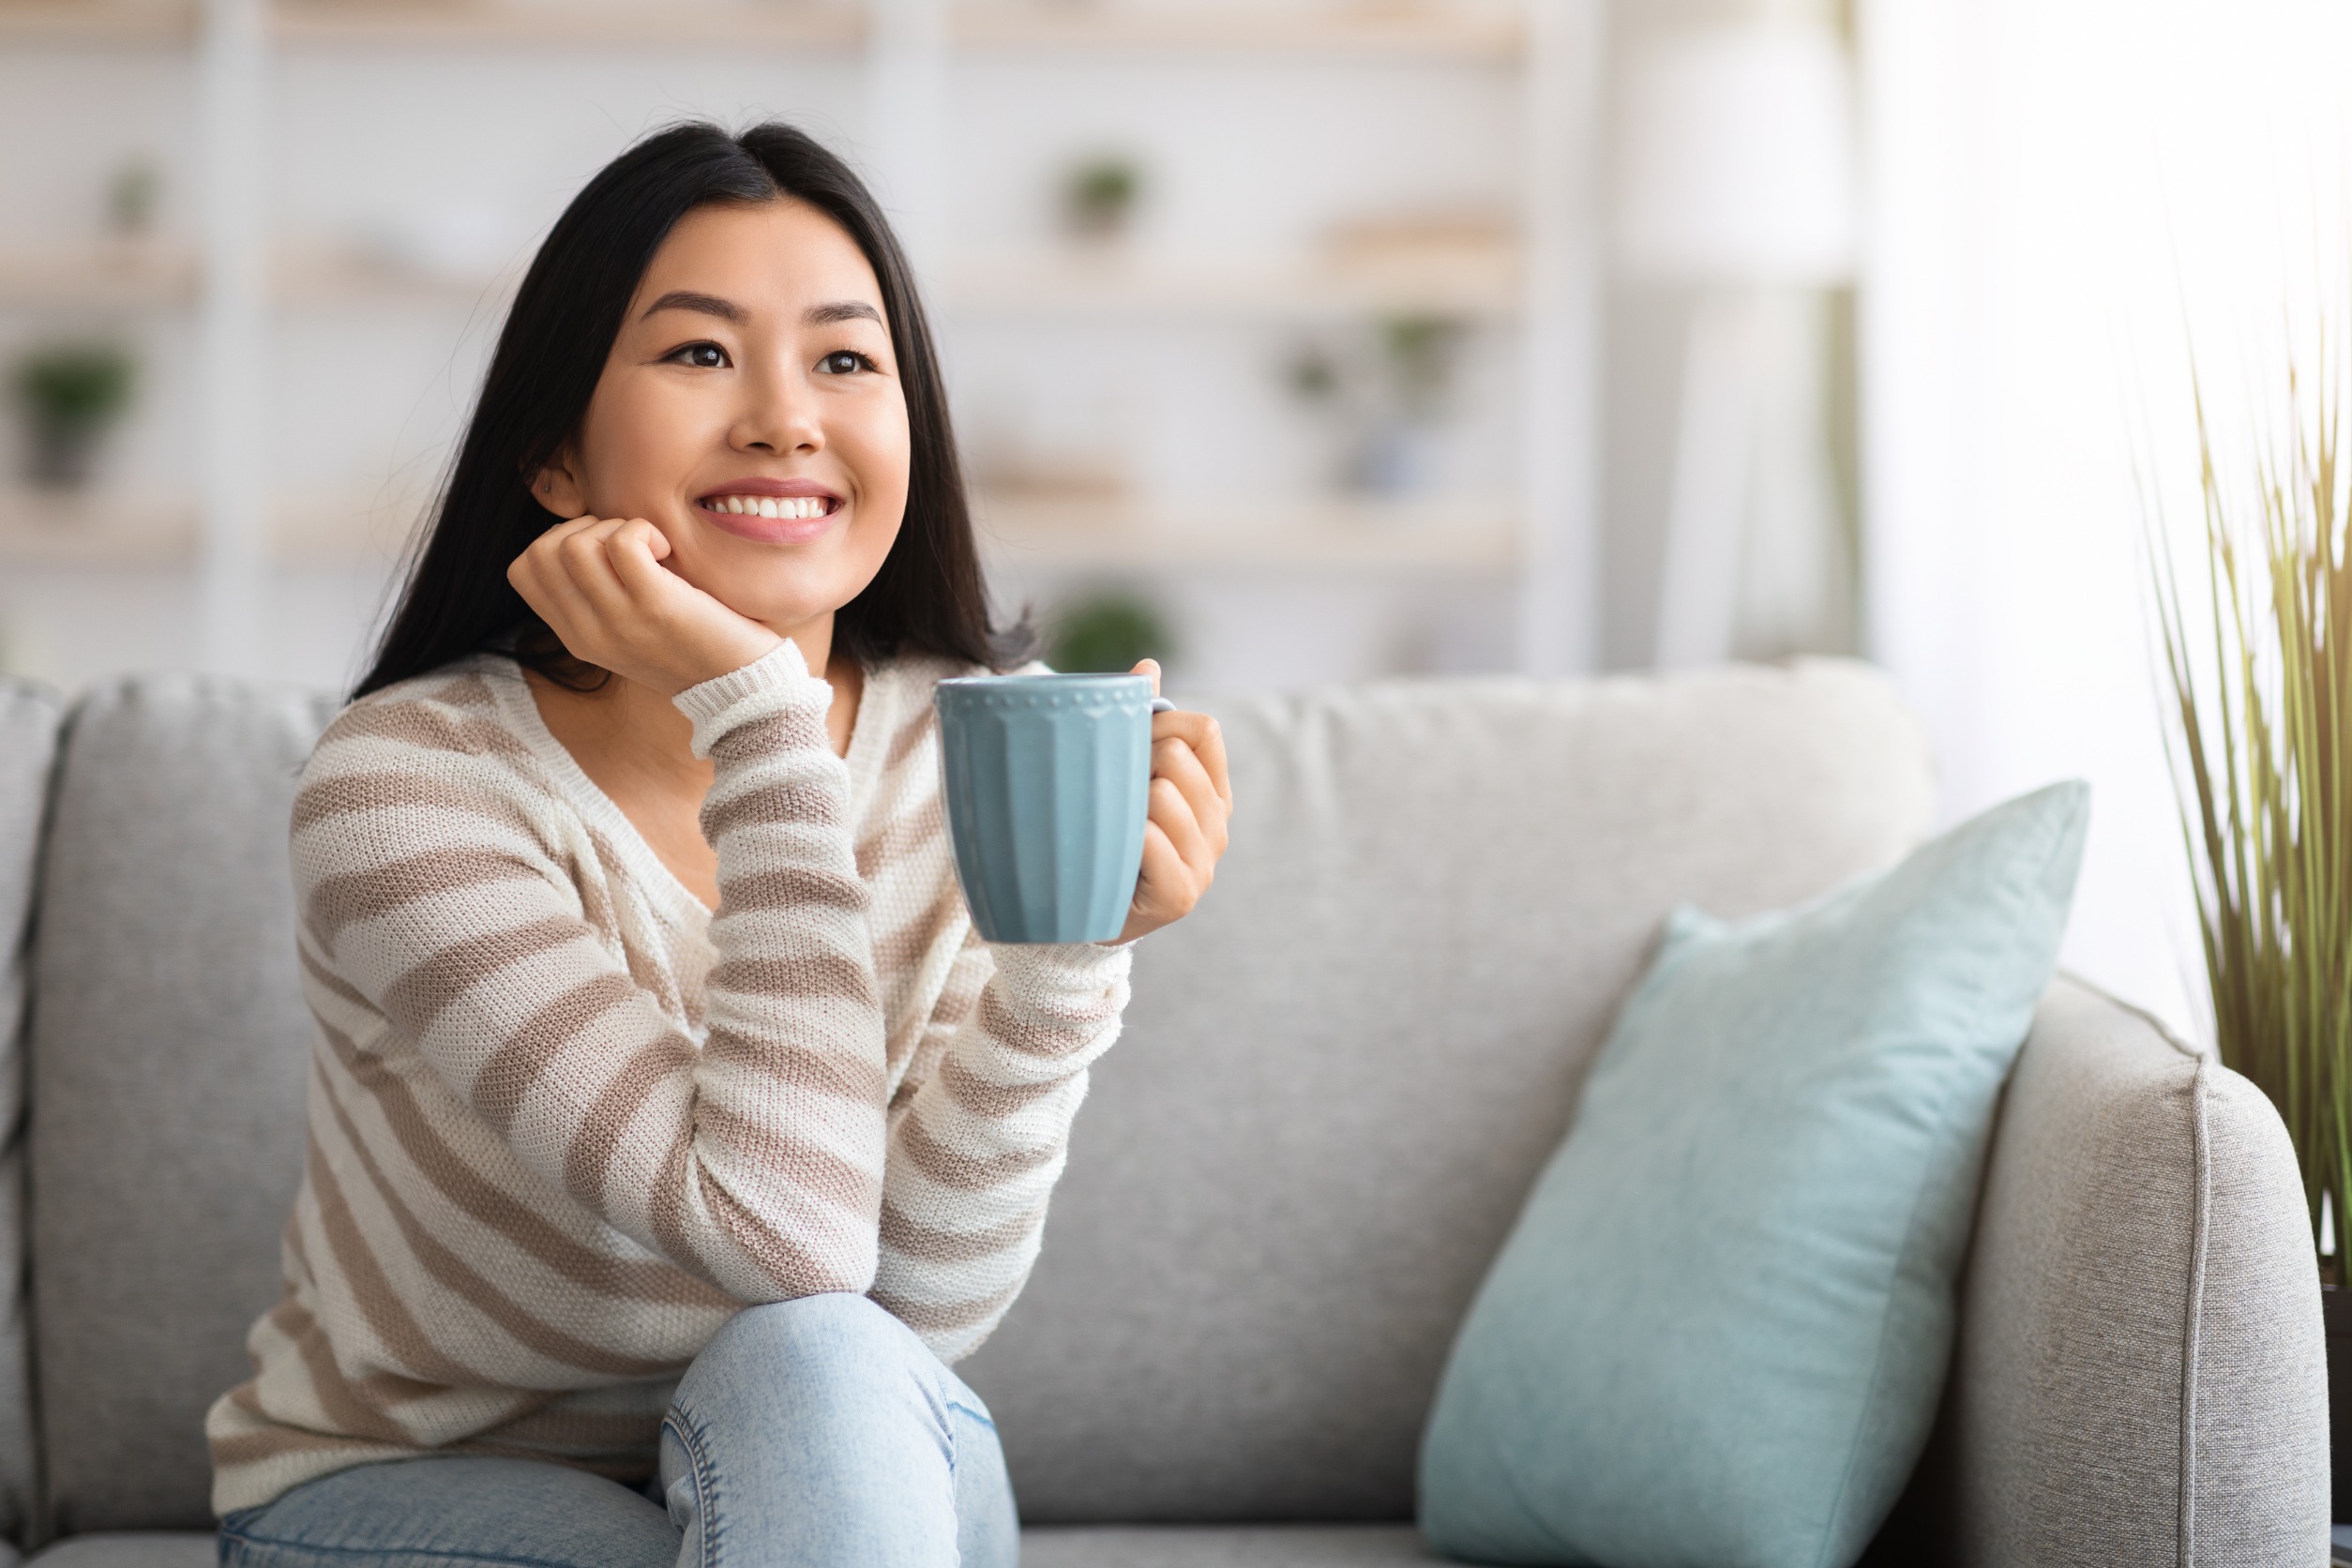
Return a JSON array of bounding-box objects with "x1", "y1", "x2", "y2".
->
[
  {"x1": 671, "y1": 342, "x2": 728, "y2": 369},
  {"x1": 818, "y1": 351, "x2": 873, "y2": 375}
]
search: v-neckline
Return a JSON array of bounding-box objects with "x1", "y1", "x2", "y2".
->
[{"x1": 485, "y1": 654, "x2": 898, "y2": 927}]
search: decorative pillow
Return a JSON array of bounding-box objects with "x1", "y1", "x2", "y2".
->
[{"x1": 1418, "y1": 782, "x2": 2089, "y2": 1568}]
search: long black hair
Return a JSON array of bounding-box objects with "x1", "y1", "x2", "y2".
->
[{"x1": 354, "y1": 121, "x2": 1027, "y2": 699}]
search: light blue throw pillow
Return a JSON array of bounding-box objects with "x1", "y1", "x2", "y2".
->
[{"x1": 1418, "y1": 782, "x2": 2089, "y2": 1568}]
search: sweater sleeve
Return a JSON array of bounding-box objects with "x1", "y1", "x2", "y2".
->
[
  {"x1": 292, "y1": 643, "x2": 889, "y2": 1304},
  {"x1": 869, "y1": 937, "x2": 1132, "y2": 1361}
]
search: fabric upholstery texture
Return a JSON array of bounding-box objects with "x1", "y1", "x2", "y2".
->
[
  {"x1": 959, "y1": 660, "x2": 1939, "y2": 1521},
  {"x1": 0, "y1": 683, "x2": 62, "y2": 1543},
  {"x1": 26, "y1": 677, "x2": 336, "y2": 1538},
  {"x1": 20, "y1": 1528, "x2": 1435, "y2": 1568},
  {"x1": 1946, "y1": 977, "x2": 2327, "y2": 1568},
  {"x1": 1419, "y1": 784, "x2": 2088, "y2": 1568}
]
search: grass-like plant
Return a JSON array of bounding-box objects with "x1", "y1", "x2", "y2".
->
[{"x1": 2152, "y1": 359, "x2": 2352, "y2": 1280}]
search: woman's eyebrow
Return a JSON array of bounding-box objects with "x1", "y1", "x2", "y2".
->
[
  {"x1": 641, "y1": 290, "x2": 745, "y2": 323},
  {"x1": 806, "y1": 300, "x2": 883, "y2": 325}
]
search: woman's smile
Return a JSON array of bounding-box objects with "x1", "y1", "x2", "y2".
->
[{"x1": 697, "y1": 476, "x2": 846, "y2": 544}]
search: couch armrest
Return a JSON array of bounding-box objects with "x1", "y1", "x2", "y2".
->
[{"x1": 1941, "y1": 976, "x2": 2326, "y2": 1566}]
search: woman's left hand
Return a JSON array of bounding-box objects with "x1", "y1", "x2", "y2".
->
[{"x1": 1113, "y1": 659, "x2": 1233, "y2": 945}]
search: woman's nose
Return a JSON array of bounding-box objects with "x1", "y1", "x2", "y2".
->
[{"x1": 733, "y1": 362, "x2": 822, "y2": 454}]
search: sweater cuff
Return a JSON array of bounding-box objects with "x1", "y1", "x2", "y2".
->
[
  {"x1": 671, "y1": 640, "x2": 830, "y2": 759},
  {"x1": 985, "y1": 939, "x2": 1133, "y2": 1003}
]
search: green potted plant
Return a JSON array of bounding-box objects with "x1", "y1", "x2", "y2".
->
[
  {"x1": 1048, "y1": 591, "x2": 1171, "y2": 674},
  {"x1": 2151, "y1": 362, "x2": 2352, "y2": 1520},
  {"x1": 11, "y1": 340, "x2": 136, "y2": 490}
]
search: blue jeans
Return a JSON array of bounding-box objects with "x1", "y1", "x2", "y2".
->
[{"x1": 217, "y1": 1294, "x2": 1018, "y2": 1568}]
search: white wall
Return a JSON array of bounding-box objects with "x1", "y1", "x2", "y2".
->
[{"x1": 1860, "y1": 0, "x2": 2352, "y2": 1035}]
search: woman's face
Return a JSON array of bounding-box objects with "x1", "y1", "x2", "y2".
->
[{"x1": 536, "y1": 197, "x2": 911, "y2": 636}]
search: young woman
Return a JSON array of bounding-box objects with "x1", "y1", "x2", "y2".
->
[{"x1": 205, "y1": 122, "x2": 1231, "y2": 1568}]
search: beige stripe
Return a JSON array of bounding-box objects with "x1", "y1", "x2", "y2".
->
[
  {"x1": 894, "y1": 1108, "x2": 1059, "y2": 1192},
  {"x1": 382, "y1": 914, "x2": 581, "y2": 1044},
  {"x1": 705, "y1": 711, "x2": 826, "y2": 766},
  {"x1": 977, "y1": 983, "x2": 1116, "y2": 1061},
  {"x1": 558, "y1": 1029, "x2": 698, "y2": 1207},
  {"x1": 703, "y1": 777, "x2": 845, "y2": 842},
  {"x1": 297, "y1": 937, "x2": 374, "y2": 1016},
  {"x1": 332, "y1": 700, "x2": 537, "y2": 766},
  {"x1": 880, "y1": 1196, "x2": 1042, "y2": 1265},
  {"x1": 693, "y1": 1100, "x2": 885, "y2": 1214},
  {"x1": 720, "y1": 1042, "x2": 890, "y2": 1115},
  {"x1": 318, "y1": 1066, "x2": 693, "y2": 1379},
  {"x1": 210, "y1": 1423, "x2": 401, "y2": 1470},
  {"x1": 870, "y1": 1277, "x2": 1023, "y2": 1337},
  {"x1": 264, "y1": 1293, "x2": 430, "y2": 1446},
  {"x1": 469, "y1": 971, "x2": 643, "y2": 1135},
  {"x1": 720, "y1": 865, "x2": 867, "y2": 917},
  {"x1": 312, "y1": 1015, "x2": 727, "y2": 1310},
  {"x1": 304, "y1": 1138, "x2": 490, "y2": 1392},
  {"x1": 704, "y1": 1162, "x2": 872, "y2": 1293},
  {"x1": 935, "y1": 1053, "x2": 1069, "y2": 1119},
  {"x1": 481, "y1": 1402, "x2": 666, "y2": 1452},
  {"x1": 309, "y1": 844, "x2": 542, "y2": 946},
  {"x1": 293, "y1": 766, "x2": 529, "y2": 838},
  {"x1": 707, "y1": 953, "x2": 878, "y2": 1011}
]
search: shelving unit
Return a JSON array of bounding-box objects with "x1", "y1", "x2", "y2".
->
[{"x1": 0, "y1": 0, "x2": 1602, "y2": 685}]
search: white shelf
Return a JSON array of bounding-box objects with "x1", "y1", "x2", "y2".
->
[
  {"x1": 271, "y1": 0, "x2": 865, "y2": 48},
  {"x1": 944, "y1": 247, "x2": 1517, "y2": 320},
  {"x1": 953, "y1": 4, "x2": 1521, "y2": 61},
  {"x1": 0, "y1": 245, "x2": 197, "y2": 309},
  {"x1": 0, "y1": 488, "x2": 424, "y2": 565},
  {"x1": 0, "y1": 1, "x2": 194, "y2": 45},
  {"x1": 0, "y1": 1, "x2": 1516, "y2": 57},
  {"x1": 975, "y1": 492, "x2": 1520, "y2": 573},
  {"x1": 0, "y1": 490, "x2": 196, "y2": 565}
]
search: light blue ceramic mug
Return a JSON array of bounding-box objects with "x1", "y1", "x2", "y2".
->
[{"x1": 934, "y1": 673, "x2": 1175, "y2": 943}]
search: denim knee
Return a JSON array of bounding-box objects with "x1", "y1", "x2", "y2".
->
[{"x1": 682, "y1": 1293, "x2": 934, "y2": 1401}]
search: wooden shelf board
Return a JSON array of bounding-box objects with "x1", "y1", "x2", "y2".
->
[
  {"x1": 952, "y1": 5, "x2": 1522, "y2": 62},
  {"x1": 270, "y1": 0, "x2": 865, "y2": 47},
  {"x1": 945, "y1": 250, "x2": 1519, "y2": 320},
  {"x1": 0, "y1": 1, "x2": 194, "y2": 44},
  {"x1": 0, "y1": 247, "x2": 197, "y2": 309},
  {"x1": 976, "y1": 493, "x2": 1521, "y2": 572},
  {"x1": 0, "y1": 491, "x2": 196, "y2": 564}
]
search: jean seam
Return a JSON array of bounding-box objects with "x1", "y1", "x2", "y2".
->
[
  {"x1": 944, "y1": 1399, "x2": 995, "y2": 1432},
  {"x1": 219, "y1": 1528, "x2": 611, "y2": 1568},
  {"x1": 662, "y1": 1410, "x2": 724, "y2": 1568}
]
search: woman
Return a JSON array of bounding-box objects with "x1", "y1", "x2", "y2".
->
[{"x1": 206, "y1": 122, "x2": 1231, "y2": 1568}]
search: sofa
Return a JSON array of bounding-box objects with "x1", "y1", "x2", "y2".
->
[{"x1": 0, "y1": 659, "x2": 2324, "y2": 1568}]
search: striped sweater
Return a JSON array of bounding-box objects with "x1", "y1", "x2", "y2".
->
[{"x1": 204, "y1": 640, "x2": 1132, "y2": 1514}]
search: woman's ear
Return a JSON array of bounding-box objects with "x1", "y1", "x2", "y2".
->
[{"x1": 531, "y1": 453, "x2": 587, "y2": 520}]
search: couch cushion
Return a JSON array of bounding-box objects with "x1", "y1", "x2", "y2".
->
[
  {"x1": 1023, "y1": 1526, "x2": 1428, "y2": 1566},
  {"x1": 958, "y1": 659, "x2": 1937, "y2": 1522},
  {"x1": 24, "y1": 1536, "x2": 208, "y2": 1568},
  {"x1": 24, "y1": 1527, "x2": 1429, "y2": 1568},
  {"x1": 0, "y1": 683, "x2": 63, "y2": 1544},
  {"x1": 26, "y1": 677, "x2": 336, "y2": 1535},
  {"x1": 1946, "y1": 978, "x2": 2329, "y2": 1564}
]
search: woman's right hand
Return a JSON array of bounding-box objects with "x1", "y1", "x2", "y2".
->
[{"x1": 507, "y1": 515, "x2": 784, "y2": 697}]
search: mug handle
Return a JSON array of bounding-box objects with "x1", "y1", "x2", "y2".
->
[{"x1": 1151, "y1": 697, "x2": 1176, "y2": 714}]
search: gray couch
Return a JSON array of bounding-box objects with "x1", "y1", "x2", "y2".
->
[{"x1": 0, "y1": 660, "x2": 2325, "y2": 1568}]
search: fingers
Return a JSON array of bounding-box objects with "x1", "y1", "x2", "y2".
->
[
  {"x1": 1152, "y1": 710, "x2": 1233, "y2": 810},
  {"x1": 1130, "y1": 657, "x2": 1162, "y2": 697},
  {"x1": 1146, "y1": 775, "x2": 1213, "y2": 875},
  {"x1": 1152, "y1": 734, "x2": 1229, "y2": 855}
]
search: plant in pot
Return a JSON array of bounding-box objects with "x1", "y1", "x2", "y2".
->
[
  {"x1": 2151, "y1": 361, "x2": 2352, "y2": 1524},
  {"x1": 10, "y1": 340, "x2": 135, "y2": 490}
]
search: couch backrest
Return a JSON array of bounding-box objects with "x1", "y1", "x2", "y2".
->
[
  {"x1": 23, "y1": 677, "x2": 336, "y2": 1537},
  {"x1": 0, "y1": 683, "x2": 63, "y2": 1543},
  {"x1": 957, "y1": 661, "x2": 1936, "y2": 1523},
  {"x1": 16, "y1": 660, "x2": 1933, "y2": 1533}
]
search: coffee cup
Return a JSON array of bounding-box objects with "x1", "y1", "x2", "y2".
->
[{"x1": 933, "y1": 673, "x2": 1175, "y2": 943}]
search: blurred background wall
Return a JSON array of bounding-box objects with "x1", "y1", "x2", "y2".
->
[{"x1": 3, "y1": 0, "x2": 2348, "y2": 1039}]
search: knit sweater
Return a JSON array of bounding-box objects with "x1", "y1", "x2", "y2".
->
[{"x1": 204, "y1": 641, "x2": 1131, "y2": 1515}]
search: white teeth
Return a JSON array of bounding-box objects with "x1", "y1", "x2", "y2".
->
[{"x1": 709, "y1": 493, "x2": 830, "y2": 519}]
